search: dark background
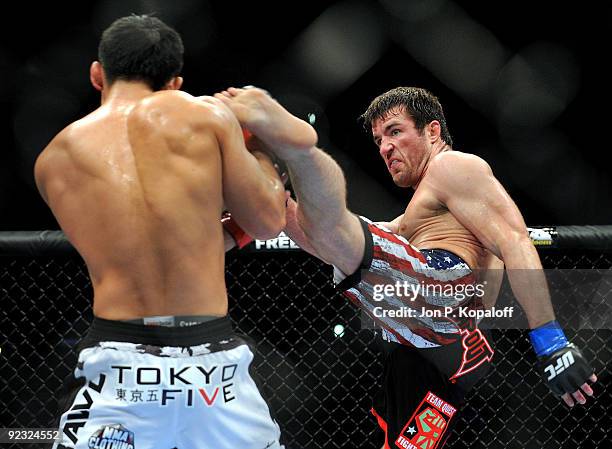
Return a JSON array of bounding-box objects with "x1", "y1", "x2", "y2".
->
[{"x1": 1, "y1": 0, "x2": 610, "y2": 231}]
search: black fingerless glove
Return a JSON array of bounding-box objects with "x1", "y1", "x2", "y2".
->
[
  {"x1": 529, "y1": 320, "x2": 593, "y2": 396},
  {"x1": 536, "y1": 343, "x2": 593, "y2": 396}
]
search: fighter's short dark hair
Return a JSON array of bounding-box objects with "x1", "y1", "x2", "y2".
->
[
  {"x1": 360, "y1": 87, "x2": 453, "y2": 147},
  {"x1": 98, "y1": 14, "x2": 184, "y2": 91}
]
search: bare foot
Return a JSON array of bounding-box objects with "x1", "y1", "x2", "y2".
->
[{"x1": 214, "y1": 87, "x2": 318, "y2": 160}]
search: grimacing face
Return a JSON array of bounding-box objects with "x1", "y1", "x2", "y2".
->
[{"x1": 371, "y1": 107, "x2": 430, "y2": 188}]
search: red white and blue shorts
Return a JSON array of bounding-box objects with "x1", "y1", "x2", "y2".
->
[{"x1": 334, "y1": 217, "x2": 494, "y2": 449}]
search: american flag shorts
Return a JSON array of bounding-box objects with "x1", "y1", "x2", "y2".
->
[{"x1": 335, "y1": 217, "x2": 483, "y2": 348}]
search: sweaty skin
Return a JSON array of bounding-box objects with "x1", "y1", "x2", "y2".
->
[
  {"x1": 35, "y1": 83, "x2": 285, "y2": 321},
  {"x1": 387, "y1": 158, "x2": 505, "y2": 309},
  {"x1": 395, "y1": 164, "x2": 497, "y2": 271}
]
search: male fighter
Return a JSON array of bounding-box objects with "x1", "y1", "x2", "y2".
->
[
  {"x1": 216, "y1": 86, "x2": 597, "y2": 449},
  {"x1": 34, "y1": 15, "x2": 314, "y2": 449}
]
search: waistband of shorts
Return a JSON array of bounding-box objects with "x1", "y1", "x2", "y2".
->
[{"x1": 85, "y1": 315, "x2": 234, "y2": 347}]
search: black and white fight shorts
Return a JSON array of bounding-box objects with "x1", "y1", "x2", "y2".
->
[{"x1": 52, "y1": 316, "x2": 284, "y2": 449}]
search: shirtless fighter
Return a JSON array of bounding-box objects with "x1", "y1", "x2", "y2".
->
[
  {"x1": 216, "y1": 86, "x2": 597, "y2": 448},
  {"x1": 34, "y1": 15, "x2": 315, "y2": 449}
]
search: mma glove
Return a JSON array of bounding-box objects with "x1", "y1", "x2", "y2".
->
[{"x1": 529, "y1": 320, "x2": 593, "y2": 397}]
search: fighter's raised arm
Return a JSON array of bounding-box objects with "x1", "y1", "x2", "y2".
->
[{"x1": 196, "y1": 95, "x2": 286, "y2": 239}]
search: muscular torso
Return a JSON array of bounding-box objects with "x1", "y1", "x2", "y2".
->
[
  {"x1": 398, "y1": 171, "x2": 503, "y2": 308},
  {"x1": 398, "y1": 160, "x2": 503, "y2": 275},
  {"x1": 399, "y1": 186, "x2": 483, "y2": 268},
  {"x1": 36, "y1": 91, "x2": 227, "y2": 320}
]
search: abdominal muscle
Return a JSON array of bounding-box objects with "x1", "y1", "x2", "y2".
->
[{"x1": 402, "y1": 212, "x2": 504, "y2": 309}]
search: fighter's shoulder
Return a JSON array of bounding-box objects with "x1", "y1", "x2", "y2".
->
[
  {"x1": 429, "y1": 151, "x2": 493, "y2": 181},
  {"x1": 45, "y1": 112, "x2": 104, "y2": 156},
  {"x1": 131, "y1": 91, "x2": 233, "y2": 127},
  {"x1": 38, "y1": 121, "x2": 78, "y2": 160},
  {"x1": 34, "y1": 124, "x2": 75, "y2": 187}
]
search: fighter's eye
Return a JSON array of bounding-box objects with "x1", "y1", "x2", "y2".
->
[{"x1": 391, "y1": 129, "x2": 401, "y2": 136}]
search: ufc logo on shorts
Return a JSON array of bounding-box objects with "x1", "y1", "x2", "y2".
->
[{"x1": 544, "y1": 352, "x2": 575, "y2": 380}]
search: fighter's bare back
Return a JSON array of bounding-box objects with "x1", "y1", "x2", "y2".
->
[{"x1": 36, "y1": 89, "x2": 249, "y2": 320}]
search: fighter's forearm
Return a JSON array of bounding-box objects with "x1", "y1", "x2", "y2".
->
[
  {"x1": 503, "y1": 238, "x2": 596, "y2": 406},
  {"x1": 501, "y1": 237, "x2": 556, "y2": 329}
]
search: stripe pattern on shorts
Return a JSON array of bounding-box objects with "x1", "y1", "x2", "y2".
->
[{"x1": 335, "y1": 217, "x2": 481, "y2": 348}]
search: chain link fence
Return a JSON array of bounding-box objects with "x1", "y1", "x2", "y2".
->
[{"x1": 1, "y1": 230, "x2": 610, "y2": 448}]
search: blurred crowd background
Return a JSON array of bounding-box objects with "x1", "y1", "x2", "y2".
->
[{"x1": 1, "y1": 0, "x2": 610, "y2": 231}]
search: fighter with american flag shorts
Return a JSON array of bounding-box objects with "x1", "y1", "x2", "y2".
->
[
  {"x1": 335, "y1": 217, "x2": 494, "y2": 448},
  {"x1": 215, "y1": 85, "x2": 597, "y2": 449}
]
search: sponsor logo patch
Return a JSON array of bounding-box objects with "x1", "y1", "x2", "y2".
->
[
  {"x1": 545, "y1": 351, "x2": 575, "y2": 380},
  {"x1": 395, "y1": 391, "x2": 456, "y2": 449},
  {"x1": 88, "y1": 424, "x2": 134, "y2": 449},
  {"x1": 110, "y1": 363, "x2": 237, "y2": 407},
  {"x1": 527, "y1": 227, "x2": 556, "y2": 247}
]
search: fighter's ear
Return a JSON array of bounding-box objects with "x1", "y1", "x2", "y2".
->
[
  {"x1": 164, "y1": 76, "x2": 183, "y2": 90},
  {"x1": 427, "y1": 120, "x2": 441, "y2": 143},
  {"x1": 90, "y1": 61, "x2": 104, "y2": 92}
]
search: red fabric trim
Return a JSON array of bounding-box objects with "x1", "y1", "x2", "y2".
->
[
  {"x1": 371, "y1": 407, "x2": 391, "y2": 449},
  {"x1": 221, "y1": 215, "x2": 253, "y2": 249}
]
